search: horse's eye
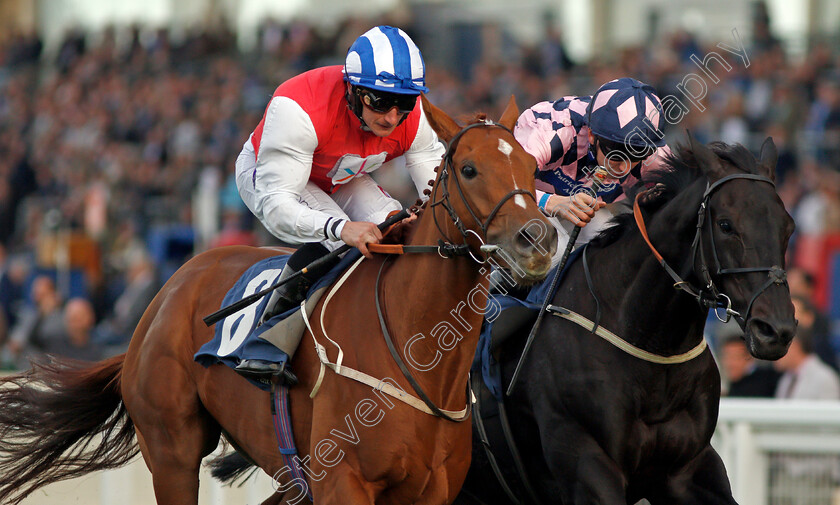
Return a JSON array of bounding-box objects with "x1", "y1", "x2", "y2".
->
[
  {"x1": 461, "y1": 165, "x2": 477, "y2": 179},
  {"x1": 718, "y1": 219, "x2": 734, "y2": 234}
]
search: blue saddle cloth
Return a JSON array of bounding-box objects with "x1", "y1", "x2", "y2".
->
[
  {"x1": 472, "y1": 246, "x2": 584, "y2": 401},
  {"x1": 194, "y1": 250, "x2": 362, "y2": 390}
]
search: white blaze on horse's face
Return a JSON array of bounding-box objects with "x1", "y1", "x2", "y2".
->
[{"x1": 498, "y1": 138, "x2": 527, "y2": 209}]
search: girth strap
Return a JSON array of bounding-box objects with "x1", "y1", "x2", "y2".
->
[{"x1": 270, "y1": 381, "x2": 313, "y2": 501}]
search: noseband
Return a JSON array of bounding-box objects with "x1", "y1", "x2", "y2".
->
[
  {"x1": 430, "y1": 120, "x2": 536, "y2": 262},
  {"x1": 635, "y1": 173, "x2": 787, "y2": 325}
]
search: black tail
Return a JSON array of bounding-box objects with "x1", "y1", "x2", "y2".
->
[
  {"x1": 0, "y1": 354, "x2": 138, "y2": 505},
  {"x1": 209, "y1": 450, "x2": 258, "y2": 485}
]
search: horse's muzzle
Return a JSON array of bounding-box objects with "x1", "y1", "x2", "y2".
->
[
  {"x1": 496, "y1": 225, "x2": 558, "y2": 286},
  {"x1": 745, "y1": 315, "x2": 796, "y2": 360}
]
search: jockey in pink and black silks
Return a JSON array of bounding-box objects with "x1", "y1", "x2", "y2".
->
[
  {"x1": 514, "y1": 78, "x2": 672, "y2": 265},
  {"x1": 233, "y1": 26, "x2": 444, "y2": 377}
]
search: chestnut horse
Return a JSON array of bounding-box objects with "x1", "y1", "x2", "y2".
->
[{"x1": 0, "y1": 96, "x2": 557, "y2": 505}]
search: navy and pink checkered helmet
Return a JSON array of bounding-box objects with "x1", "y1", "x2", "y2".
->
[{"x1": 586, "y1": 77, "x2": 666, "y2": 148}]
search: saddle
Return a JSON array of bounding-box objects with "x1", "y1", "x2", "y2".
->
[{"x1": 194, "y1": 219, "x2": 414, "y2": 391}]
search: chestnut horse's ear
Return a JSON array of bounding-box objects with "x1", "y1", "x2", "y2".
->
[
  {"x1": 688, "y1": 131, "x2": 726, "y2": 181},
  {"x1": 421, "y1": 94, "x2": 461, "y2": 143},
  {"x1": 758, "y1": 136, "x2": 778, "y2": 182},
  {"x1": 498, "y1": 95, "x2": 519, "y2": 131}
]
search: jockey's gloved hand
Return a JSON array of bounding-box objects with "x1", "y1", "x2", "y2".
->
[
  {"x1": 546, "y1": 193, "x2": 606, "y2": 226},
  {"x1": 340, "y1": 221, "x2": 383, "y2": 258}
]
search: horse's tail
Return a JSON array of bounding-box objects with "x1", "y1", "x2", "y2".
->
[
  {"x1": 0, "y1": 354, "x2": 138, "y2": 505},
  {"x1": 209, "y1": 450, "x2": 257, "y2": 485}
]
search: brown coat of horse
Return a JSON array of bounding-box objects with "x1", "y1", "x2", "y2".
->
[{"x1": 0, "y1": 96, "x2": 557, "y2": 505}]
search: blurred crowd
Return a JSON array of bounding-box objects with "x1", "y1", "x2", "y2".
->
[{"x1": 0, "y1": 5, "x2": 839, "y2": 381}]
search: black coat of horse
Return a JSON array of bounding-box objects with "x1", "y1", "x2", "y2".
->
[{"x1": 457, "y1": 138, "x2": 796, "y2": 505}]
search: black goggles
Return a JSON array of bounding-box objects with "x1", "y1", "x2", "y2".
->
[{"x1": 356, "y1": 87, "x2": 417, "y2": 114}]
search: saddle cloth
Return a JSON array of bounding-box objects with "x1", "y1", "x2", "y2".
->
[{"x1": 194, "y1": 250, "x2": 363, "y2": 391}]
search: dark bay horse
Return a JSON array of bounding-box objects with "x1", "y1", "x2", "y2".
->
[
  {"x1": 456, "y1": 138, "x2": 796, "y2": 504},
  {"x1": 0, "y1": 96, "x2": 558, "y2": 505}
]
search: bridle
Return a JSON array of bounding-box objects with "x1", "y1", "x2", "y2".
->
[
  {"x1": 634, "y1": 173, "x2": 788, "y2": 324},
  {"x1": 372, "y1": 119, "x2": 539, "y2": 423},
  {"x1": 430, "y1": 120, "x2": 536, "y2": 263}
]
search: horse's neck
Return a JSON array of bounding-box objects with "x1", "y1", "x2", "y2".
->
[
  {"x1": 589, "y1": 190, "x2": 709, "y2": 355},
  {"x1": 381, "y1": 209, "x2": 484, "y2": 408}
]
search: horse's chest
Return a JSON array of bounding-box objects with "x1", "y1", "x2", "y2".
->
[
  {"x1": 626, "y1": 388, "x2": 717, "y2": 467},
  {"x1": 360, "y1": 420, "x2": 470, "y2": 502}
]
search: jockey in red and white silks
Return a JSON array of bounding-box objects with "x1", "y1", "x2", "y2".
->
[
  {"x1": 514, "y1": 78, "x2": 673, "y2": 265},
  {"x1": 232, "y1": 27, "x2": 446, "y2": 374},
  {"x1": 236, "y1": 26, "x2": 444, "y2": 255}
]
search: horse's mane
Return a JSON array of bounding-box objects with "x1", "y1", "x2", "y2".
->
[{"x1": 588, "y1": 141, "x2": 762, "y2": 249}]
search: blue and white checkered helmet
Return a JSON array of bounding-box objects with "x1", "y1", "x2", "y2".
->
[
  {"x1": 586, "y1": 77, "x2": 666, "y2": 148},
  {"x1": 343, "y1": 26, "x2": 428, "y2": 95}
]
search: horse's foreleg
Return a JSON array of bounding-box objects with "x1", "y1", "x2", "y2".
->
[
  {"x1": 546, "y1": 444, "x2": 627, "y2": 505},
  {"x1": 309, "y1": 465, "x2": 377, "y2": 505},
  {"x1": 647, "y1": 446, "x2": 738, "y2": 505}
]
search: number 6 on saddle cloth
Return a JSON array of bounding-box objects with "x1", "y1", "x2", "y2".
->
[{"x1": 195, "y1": 210, "x2": 409, "y2": 389}]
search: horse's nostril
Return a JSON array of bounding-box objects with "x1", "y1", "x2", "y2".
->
[
  {"x1": 749, "y1": 317, "x2": 795, "y2": 344},
  {"x1": 515, "y1": 230, "x2": 534, "y2": 252},
  {"x1": 752, "y1": 319, "x2": 775, "y2": 338}
]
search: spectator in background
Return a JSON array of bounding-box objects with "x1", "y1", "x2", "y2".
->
[
  {"x1": 55, "y1": 298, "x2": 101, "y2": 362},
  {"x1": 6, "y1": 275, "x2": 64, "y2": 367},
  {"x1": 721, "y1": 333, "x2": 781, "y2": 397},
  {"x1": 0, "y1": 245, "x2": 26, "y2": 329},
  {"x1": 787, "y1": 266, "x2": 817, "y2": 301},
  {"x1": 791, "y1": 294, "x2": 836, "y2": 371},
  {"x1": 93, "y1": 250, "x2": 159, "y2": 352},
  {"x1": 774, "y1": 326, "x2": 840, "y2": 400}
]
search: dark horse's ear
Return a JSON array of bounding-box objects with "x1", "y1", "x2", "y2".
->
[
  {"x1": 498, "y1": 95, "x2": 520, "y2": 131},
  {"x1": 421, "y1": 94, "x2": 461, "y2": 143},
  {"x1": 758, "y1": 136, "x2": 778, "y2": 182},
  {"x1": 688, "y1": 132, "x2": 726, "y2": 182}
]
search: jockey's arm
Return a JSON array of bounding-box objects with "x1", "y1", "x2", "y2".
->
[
  {"x1": 513, "y1": 104, "x2": 603, "y2": 225},
  {"x1": 250, "y1": 97, "x2": 346, "y2": 245},
  {"x1": 403, "y1": 99, "x2": 446, "y2": 199}
]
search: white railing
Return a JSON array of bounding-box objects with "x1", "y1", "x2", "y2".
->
[
  {"x1": 715, "y1": 398, "x2": 840, "y2": 505},
  {"x1": 14, "y1": 398, "x2": 840, "y2": 504}
]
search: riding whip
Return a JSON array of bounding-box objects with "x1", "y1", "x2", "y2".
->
[
  {"x1": 506, "y1": 223, "x2": 581, "y2": 396},
  {"x1": 203, "y1": 209, "x2": 410, "y2": 326}
]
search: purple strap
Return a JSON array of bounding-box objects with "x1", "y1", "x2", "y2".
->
[{"x1": 271, "y1": 383, "x2": 313, "y2": 501}]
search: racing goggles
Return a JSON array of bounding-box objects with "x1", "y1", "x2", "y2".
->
[{"x1": 356, "y1": 87, "x2": 418, "y2": 114}]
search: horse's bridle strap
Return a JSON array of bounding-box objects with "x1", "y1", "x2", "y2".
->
[
  {"x1": 431, "y1": 119, "x2": 536, "y2": 261},
  {"x1": 634, "y1": 172, "x2": 784, "y2": 324},
  {"x1": 633, "y1": 192, "x2": 702, "y2": 301},
  {"x1": 546, "y1": 305, "x2": 708, "y2": 364}
]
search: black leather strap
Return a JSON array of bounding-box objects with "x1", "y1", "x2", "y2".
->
[
  {"x1": 582, "y1": 244, "x2": 602, "y2": 333},
  {"x1": 470, "y1": 374, "x2": 523, "y2": 505},
  {"x1": 374, "y1": 257, "x2": 471, "y2": 422}
]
